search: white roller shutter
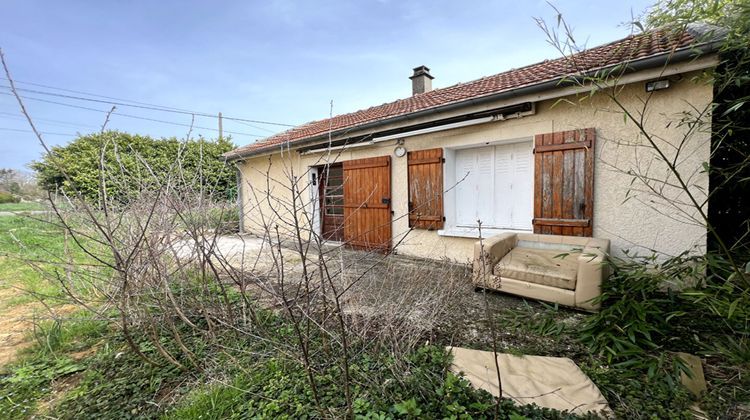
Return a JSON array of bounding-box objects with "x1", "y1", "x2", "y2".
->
[{"x1": 455, "y1": 141, "x2": 533, "y2": 230}]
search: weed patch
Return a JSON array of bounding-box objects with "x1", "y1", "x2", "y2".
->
[{"x1": 0, "y1": 202, "x2": 45, "y2": 212}]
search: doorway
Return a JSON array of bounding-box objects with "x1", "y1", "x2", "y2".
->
[
  {"x1": 318, "y1": 163, "x2": 345, "y2": 242},
  {"x1": 316, "y1": 156, "x2": 392, "y2": 250}
]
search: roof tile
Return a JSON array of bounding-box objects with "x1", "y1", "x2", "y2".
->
[{"x1": 230, "y1": 29, "x2": 699, "y2": 157}]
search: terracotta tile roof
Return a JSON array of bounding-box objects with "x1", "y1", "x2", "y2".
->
[{"x1": 229, "y1": 28, "x2": 708, "y2": 158}]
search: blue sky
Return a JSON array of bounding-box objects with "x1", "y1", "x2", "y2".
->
[{"x1": 0, "y1": 0, "x2": 653, "y2": 170}]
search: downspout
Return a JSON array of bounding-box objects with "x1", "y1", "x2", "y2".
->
[{"x1": 235, "y1": 164, "x2": 244, "y2": 233}]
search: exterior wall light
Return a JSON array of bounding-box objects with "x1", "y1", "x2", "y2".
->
[
  {"x1": 394, "y1": 145, "x2": 407, "y2": 157},
  {"x1": 645, "y1": 79, "x2": 670, "y2": 92}
]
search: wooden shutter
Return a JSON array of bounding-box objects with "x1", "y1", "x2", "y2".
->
[
  {"x1": 533, "y1": 128, "x2": 595, "y2": 236},
  {"x1": 407, "y1": 148, "x2": 444, "y2": 230},
  {"x1": 342, "y1": 156, "x2": 392, "y2": 250}
]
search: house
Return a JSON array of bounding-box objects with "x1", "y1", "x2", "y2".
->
[{"x1": 226, "y1": 25, "x2": 722, "y2": 263}]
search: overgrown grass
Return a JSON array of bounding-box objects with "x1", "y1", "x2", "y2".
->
[
  {"x1": 0, "y1": 211, "x2": 548, "y2": 418},
  {"x1": 1, "y1": 214, "x2": 748, "y2": 418},
  {"x1": 485, "y1": 259, "x2": 750, "y2": 419},
  {"x1": 0, "y1": 214, "x2": 93, "y2": 306},
  {"x1": 163, "y1": 345, "x2": 537, "y2": 420},
  {"x1": 0, "y1": 288, "x2": 745, "y2": 419},
  {"x1": 0, "y1": 312, "x2": 108, "y2": 418},
  {"x1": 0, "y1": 202, "x2": 45, "y2": 212},
  {"x1": 2, "y1": 306, "x2": 586, "y2": 419}
]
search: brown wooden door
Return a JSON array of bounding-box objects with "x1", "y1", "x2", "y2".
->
[
  {"x1": 342, "y1": 156, "x2": 392, "y2": 250},
  {"x1": 319, "y1": 163, "x2": 344, "y2": 242},
  {"x1": 533, "y1": 128, "x2": 595, "y2": 236}
]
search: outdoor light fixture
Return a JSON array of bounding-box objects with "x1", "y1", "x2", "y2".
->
[
  {"x1": 645, "y1": 79, "x2": 670, "y2": 92},
  {"x1": 394, "y1": 145, "x2": 407, "y2": 157}
]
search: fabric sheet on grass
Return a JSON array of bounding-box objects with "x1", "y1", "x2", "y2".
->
[{"x1": 447, "y1": 346, "x2": 611, "y2": 415}]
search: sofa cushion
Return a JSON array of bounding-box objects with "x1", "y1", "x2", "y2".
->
[
  {"x1": 516, "y1": 240, "x2": 578, "y2": 252},
  {"x1": 495, "y1": 247, "x2": 579, "y2": 290}
]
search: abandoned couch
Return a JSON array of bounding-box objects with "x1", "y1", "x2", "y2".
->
[{"x1": 473, "y1": 233, "x2": 610, "y2": 311}]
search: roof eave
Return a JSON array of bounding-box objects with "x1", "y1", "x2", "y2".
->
[{"x1": 225, "y1": 40, "x2": 721, "y2": 162}]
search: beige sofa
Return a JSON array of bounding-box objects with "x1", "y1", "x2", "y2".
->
[{"x1": 473, "y1": 233, "x2": 610, "y2": 311}]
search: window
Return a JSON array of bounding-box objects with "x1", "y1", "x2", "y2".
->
[
  {"x1": 321, "y1": 164, "x2": 344, "y2": 216},
  {"x1": 454, "y1": 141, "x2": 533, "y2": 230}
]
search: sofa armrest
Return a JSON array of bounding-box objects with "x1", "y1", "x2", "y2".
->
[
  {"x1": 473, "y1": 233, "x2": 517, "y2": 281},
  {"x1": 575, "y1": 238, "x2": 610, "y2": 311},
  {"x1": 583, "y1": 237, "x2": 610, "y2": 254}
]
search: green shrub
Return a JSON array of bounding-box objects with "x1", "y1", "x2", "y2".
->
[
  {"x1": 31, "y1": 131, "x2": 236, "y2": 204},
  {"x1": 576, "y1": 252, "x2": 735, "y2": 394},
  {"x1": 177, "y1": 206, "x2": 240, "y2": 234},
  {"x1": 579, "y1": 250, "x2": 750, "y2": 417},
  {"x1": 165, "y1": 345, "x2": 585, "y2": 420},
  {"x1": 0, "y1": 190, "x2": 20, "y2": 204},
  {"x1": 582, "y1": 362, "x2": 694, "y2": 419},
  {"x1": 206, "y1": 206, "x2": 240, "y2": 234},
  {"x1": 579, "y1": 254, "x2": 697, "y2": 367}
]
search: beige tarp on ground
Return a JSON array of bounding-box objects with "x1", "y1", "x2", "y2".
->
[{"x1": 447, "y1": 347, "x2": 611, "y2": 416}]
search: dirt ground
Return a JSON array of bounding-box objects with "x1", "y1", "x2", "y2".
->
[
  {"x1": 1, "y1": 233, "x2": 585, "y2": 369},
  {"x1": 0, "y1": 285, "x2": 76, "y2": 369},
  {"x1": 206, "y1": 234, "x2": 587, "y2": 354},
  {"x1": 0, "y1": 286, "x2": 37, "y2": 367}
]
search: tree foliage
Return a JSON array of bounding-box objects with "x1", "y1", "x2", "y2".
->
[
  {"x1": 644, "y1": 0, "x2": 739, "y2": 28},
  {"x1": 31, "y1": 131, "x2": 237, "y2": 203},
  {"x1": 0, "y1": 168, "x2": 41, "y2": 199},
  {"x1": 645, "y1": 0, "x2": 750, "y2": 255},
  {"x1": 535, "y1": 2, "x2": 750, "y2": 411}
]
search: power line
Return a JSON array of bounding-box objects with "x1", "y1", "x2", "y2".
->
[
  {"x1": 0, "y1": 127, "x2": 77, "y2": 136},
  {"x1": 1, "y1": 85, "x2": 217, "y2": 120},
  {"x1": 0, "y1": 91, "x2": 265, "y2": 137},
  {"x1": 233, "y1": 119, "x2": 276, "y2": 133},
  {"x1": 0, "y1": 112, "x2": 100, "y2": 129},
  {"x1": 0, "y1": 79, "x2": 296, "y2": 127},
  {"x1": 0, "y1": 77, "x2": 202, "y2": 113}
]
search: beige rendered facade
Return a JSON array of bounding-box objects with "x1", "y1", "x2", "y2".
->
[{"x1": 236, "y1": 56, "x2": 716, "y2": 264}]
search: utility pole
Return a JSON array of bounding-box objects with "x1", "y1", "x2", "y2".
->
[{"x1": 218, "y1": 112, "x2": 223, "y2": 140}]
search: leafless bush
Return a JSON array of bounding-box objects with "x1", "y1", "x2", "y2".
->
[
  {"x1": 342, "y1": 255, "x2": 468, "y2": 353},
  {"x1": 2, "y1": 46, "x2": 483, "y2": 418}
]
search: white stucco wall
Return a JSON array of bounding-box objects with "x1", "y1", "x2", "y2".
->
[{"x1": 237, "y1": 67, "x2": 713, "y2": 264}]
